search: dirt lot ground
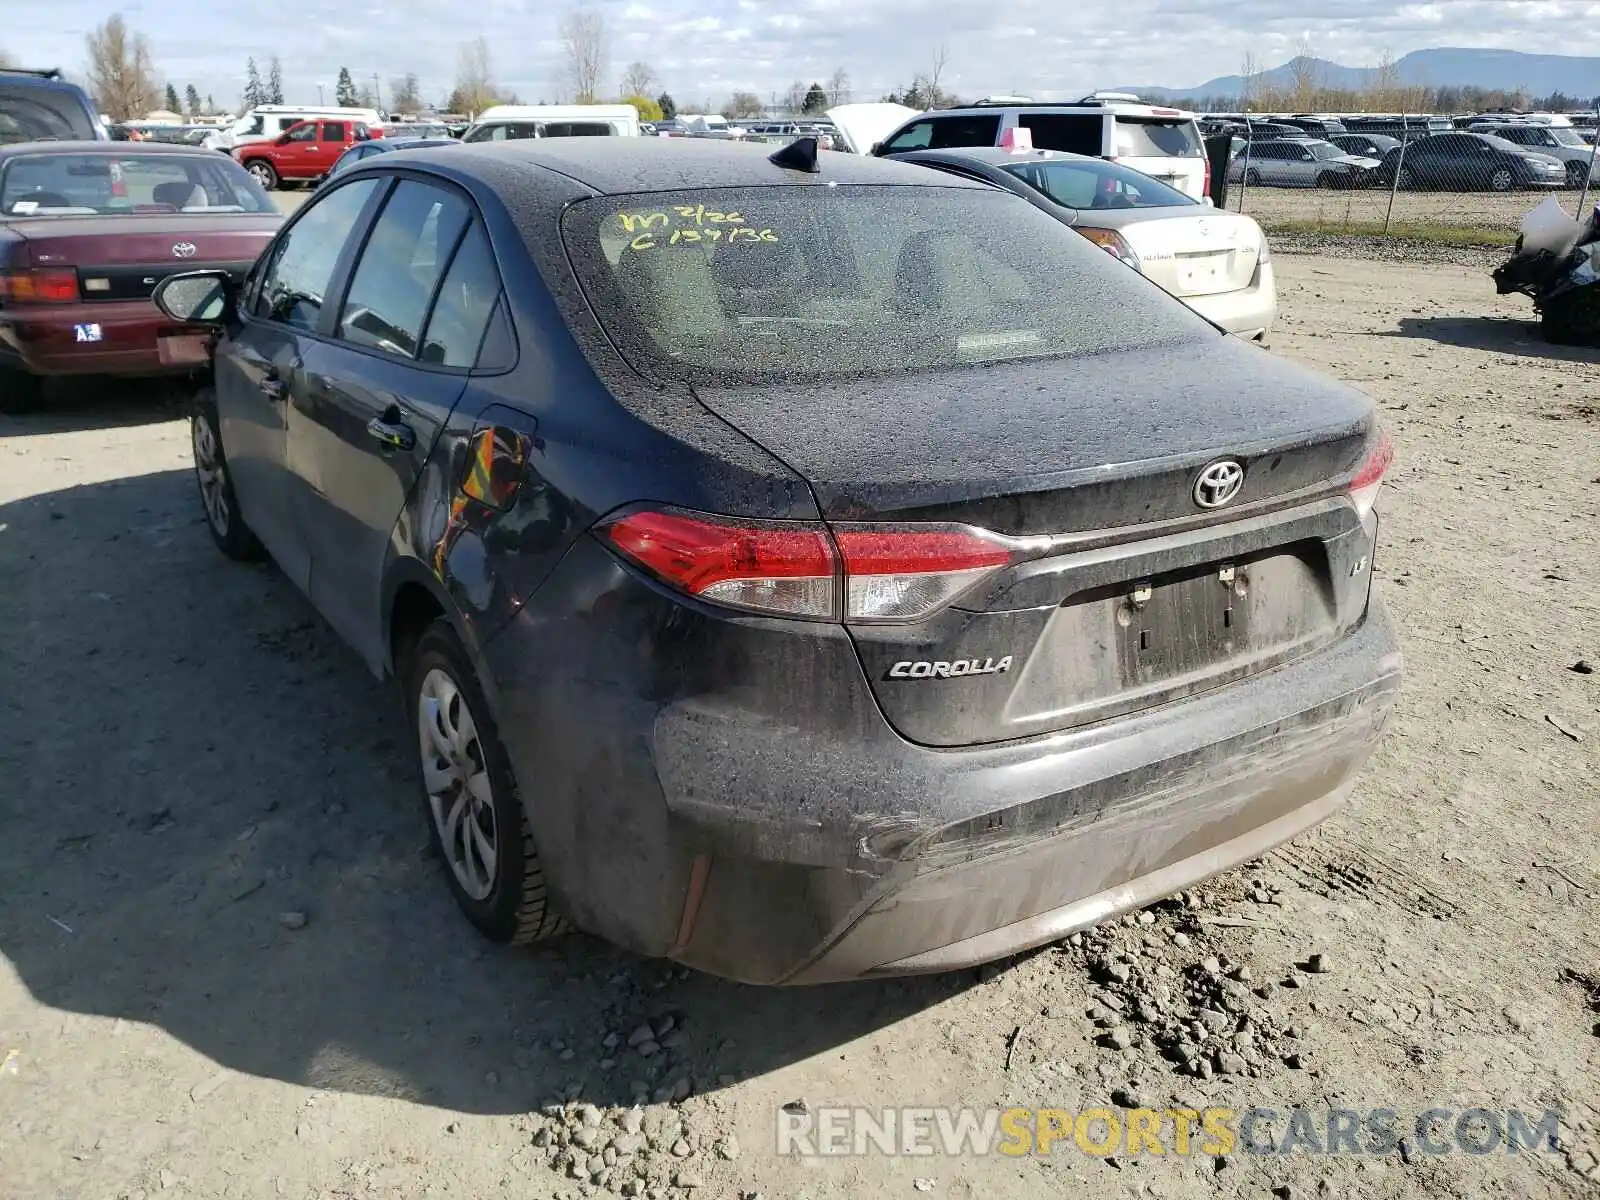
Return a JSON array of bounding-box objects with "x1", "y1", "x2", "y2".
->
[
  {"x1": 1238, "y1": 185, "x2": 1593, "y2": 236},
  {"x1": 1, "y1": 252, "x2": 1597, "y2": 1200}
]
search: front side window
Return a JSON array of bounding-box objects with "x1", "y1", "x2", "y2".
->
[
  {"x1": 881, "y1": 120, "x2": 934, "y2": 152},
  {"x1": 255, "y1": 177, "x2": 380, "y2": 331},
  {"x1": 285, "y1": 122, "x2": 316, "y2": 143},
  {"x1": 560, "y1": 184, "x2": 1210, "y2": 386},
  {"x1": 336, "y1": 180, "x2": 471, "y2": 358},
  {"x1": 0, "y1": 152, "x2": 274, "y2": 215}
]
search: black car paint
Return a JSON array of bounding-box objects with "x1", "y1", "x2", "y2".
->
[{"x1": 185, "y1": 139, "x2": 1396, "y2": 983}]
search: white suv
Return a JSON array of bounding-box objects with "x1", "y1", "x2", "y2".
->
[{"x1": 867, "y1": 94, "x2": 1210, "y2": 201}]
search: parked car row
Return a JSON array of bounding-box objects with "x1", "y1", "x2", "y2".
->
[
  {"x1": 2, "y1": 118, "x2": 1400, "y2": 987},
  {"x1": 1228, "y1": 131, "x2": 1587, "y2": 191}
]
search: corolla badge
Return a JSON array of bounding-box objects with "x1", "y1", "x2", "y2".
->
[
  {"x1": 888, "y1": 657, "x2": 1014, "y2": 680},
  {"x1": 171, "y1": 243, "x2": 197, "y2": 258},
  {"x1": 1193, "y1": 459, "x2": 1246, "y2": 509}
]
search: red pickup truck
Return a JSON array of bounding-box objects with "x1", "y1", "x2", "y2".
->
[{"x1": 233, "y1": 118, "x2": 383, "y2": 189}]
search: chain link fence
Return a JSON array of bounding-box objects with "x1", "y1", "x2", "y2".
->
[{"x1": 1208, "y1": 115, "x2": 1600, "y2": 244}]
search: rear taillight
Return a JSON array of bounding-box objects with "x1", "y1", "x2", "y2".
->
[
  {"x1": 1349, "y1": 430, "x2": 1394, "y2": 519},
  {"x1": 0, "y1": 267, "x2": 80, "y2": 304},
  {"x1": 1203, "y1": 155, "x2": 1213, "y2": 199},
  {"x1": 1076, "y1": 227, "x2": 1141, "y2": 272},
  {"x1": 599, "y1": 510, "x2": 1017, "y2": 623},
  {"x1": 601, "y1": 510, "x2": 838, "y2": 618}
]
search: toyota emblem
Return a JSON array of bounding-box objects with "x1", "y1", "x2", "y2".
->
[
  {"x1": 171, "y1": 242, "x2": 197, "y2": 259},
  {"x1": 1193, "y1": 459, "x2": 1245, "y2": 509}
]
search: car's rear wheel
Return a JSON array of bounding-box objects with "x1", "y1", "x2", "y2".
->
[
  {"x1": 1315, "y1": 171, "x2": 1337, "y2": 189},
  {"x1": 1566, "y1": 163, "x2": 1589, "y2": 189},
  {"x1": 245, "y1": 159, "x2": 278, "y2": 190},
  {"x1": 191, "y1": 389, "x2": 264, "y2": 560},
  {"x1": 1490, "y1": 168, "x2": 1515, "y2": 192},
  {"x1": 0, "y1": 365, "x2": 43, "y2": 415},
  {"x1": 408, "y1": 619, "x2": 567, "y2": 945},
  {"x1": 1396, "y1": 166, "x2": 1416, "y2": 190}
]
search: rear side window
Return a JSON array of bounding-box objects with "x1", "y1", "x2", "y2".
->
[
  {"x1": 255, "y1": 177, "x2": 380, "y2": 330},
  {"x1": 323, "y1": 121, "x2": 346, "y2": 141},
  {"x1": 419, "y1": 222, "x2": 503, "y2": 366},
  {"x1": 882, "y1": 115, "x2": 1001, "y2": 153},
  {"x1": 337, "y1": 180, "x2": 472, "y2": 359},
  {"x1": 1114, "y1": 118, "x2": 1202, "y2": 158},
  {"x1": 0, "y1": 82, "x2": 99, "y2": 144},
  {"x1": 1019, "y1": 114, "x2": 1104, "y2": 156},
  {"x1": 545, "y1": 122, "x2": 614, "y2": 137},
  {"x1": 559, "y1": 185, "x2": 1210, "y2": 385}
]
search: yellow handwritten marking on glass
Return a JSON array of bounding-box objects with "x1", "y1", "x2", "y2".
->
[
  {"x1": 627, "y1": 227, "x2": 779, "y2": 251},
  {"x1": 619, "y1": 207, "x2": 745, "y2": 235}
]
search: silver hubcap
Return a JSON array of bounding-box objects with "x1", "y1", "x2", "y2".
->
[
  {"x1": 249, "y1": 164, "x2": 271, "y2": 185},
  {"x1": 1492, "y1": 171, "x2": 1511, "y2": 191},
  {"x1": 192, "y1": 417, "x2": 229, "y2": 535},
  {"x1": 418, "y1": 668, "x2": 497, "y2": 901}
]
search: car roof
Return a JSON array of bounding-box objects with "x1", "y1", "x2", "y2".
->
[
  {"x1": 386, "y1": 137, "x2": 988, "y2": 195},
  {"x1": 0, "y1": 140, "x2": 221, "y2": 161}
]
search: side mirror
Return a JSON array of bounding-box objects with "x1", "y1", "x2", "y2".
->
[
  {"x1": 869, "y1": 141, "x2": 883, "y2": 156},
  {"x1": 153, "y1": 271, "x2": 231, "y2": 324},
  {"x1": 275, "y1": 133, "x2": 291, "y2": 146}
]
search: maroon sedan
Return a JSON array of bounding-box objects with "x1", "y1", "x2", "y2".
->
[{"x1": 0, "y1": 141, "x2": 281, "y2": 412}]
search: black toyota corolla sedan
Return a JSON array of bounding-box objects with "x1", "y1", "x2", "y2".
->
[{"x1": 154, "y1": 137, "x2": 1401, "y2": 985}]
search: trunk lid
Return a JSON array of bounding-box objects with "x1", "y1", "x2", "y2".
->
[
  {"x1": 1098, "y1": 210, "x2": 1263, "y2": 298},
  {"x1": 694, "y1": 336, "x2": 1381, "y2": 747},
  {"x1": 6, "y1": 214, "x2": 279, "y2": 300}
]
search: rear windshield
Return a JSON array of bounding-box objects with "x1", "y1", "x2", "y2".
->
[
  {"x1": 1114, "y1": 118, "x2": 1202, "y2": 158},
  {"x1": 0, "y1": 152, "x2": 274, "y2": 216},
  {"x1": 560, "y1": 185, "x2": 1211, "y2": 384},
  {"x1": 1003, "y1": 158, "x2": 1194, "y2": 209},
  {"x1": 0, "y1": 83, "x2": 99, "y2": 145}
]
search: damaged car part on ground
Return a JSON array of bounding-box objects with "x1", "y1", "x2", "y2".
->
[
  {"x1": 1493, "y1": 195, "x2": 1600, "y2": 346},
  {"x1": 152, "y1": 137, "x2": 1402, "y2": 985}
]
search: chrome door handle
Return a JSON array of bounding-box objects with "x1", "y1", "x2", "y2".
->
[
  {"x1": 259, "y1": 376, "x2": 286, "y2": 401},
  {"x1": 366, "y1": 416, "x2": 415, "y2": 451}
]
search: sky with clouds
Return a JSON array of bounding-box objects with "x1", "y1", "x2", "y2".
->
[{"x1": 6, "y1": 0, "x2": 1600, "y2": 111}]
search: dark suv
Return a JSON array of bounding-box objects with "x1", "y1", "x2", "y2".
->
[{"x1": 0, "y1": 68, "x2": 105, "y2": 145}]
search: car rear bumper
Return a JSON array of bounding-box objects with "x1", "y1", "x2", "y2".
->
[
  {"x1": 483, "y1": 536, "x2": 1401, "y2": 985},
  {"x1": 0, "y1": 298, "x2": 208, "y2": 377},
  {"x1": 1184, "y1": 263, "x2": 1276, "y2": 341}
]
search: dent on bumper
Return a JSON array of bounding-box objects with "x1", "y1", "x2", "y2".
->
[{"x1": 659, "y1": 598, "x2": 1400, "y2": 985}]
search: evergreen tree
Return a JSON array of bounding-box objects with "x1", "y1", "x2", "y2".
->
[
  {"x1": 335, "y1": 67, "x2": 357, "y2": 107},
  {"x1": 242, "y1": 57, "x2": 263, "y2": 109},
  {"x1": 266, "y1": 57, "x2": 284, "y2": 105}
]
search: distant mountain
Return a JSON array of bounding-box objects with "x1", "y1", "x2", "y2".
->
[{"x1": 1115, "y1": 48, "x2": 1600, "y2": 104}]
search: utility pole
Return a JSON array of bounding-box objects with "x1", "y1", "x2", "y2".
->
[
  {"x1": 373, "y1": 74, "x2": 382, "y2": 112},
  {"x1": 317, "y1": 83, "x2": 325, "y2": 105}
]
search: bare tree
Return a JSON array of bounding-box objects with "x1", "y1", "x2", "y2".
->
[
  {"x1": 390, "y1": 73, "x2": 423, "y2": 113},
  {"x1": 1239, "y1": 50, "x2": 1259, "y2": 110},
  {"x1": 1367, "y1": 49, "x2": 1401, "y2": 112},
  {"x1": 724, "y1": 92, "x2": 764, "y2": 119},
  {"x1": 827, "y1": 68, "x2": 851, "y2": 107},
  {"x1": 620, "y1": 60, "x2": 655, "y2": 100},
  {"x1": 782, "y1": 80, "x2": 806, "y2": 114},
  {"x1": 561, "y1": 8, "x2": 609, "y2": 104},
  {"x1": 454, "y1": 37, "x2": 496, "y2": 116},
  {"x1": 1288, "y1": 38, "x2": 1321, "y2": 111},
  {"x1": 85, "y1": 14, "x2": 159, "y2": 122},
  {"x1": 926, "y1": 43, "x2": 948, "y2": 104}
]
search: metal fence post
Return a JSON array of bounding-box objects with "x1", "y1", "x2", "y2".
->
[
  {"x1": 1236, "y1": 117, "x2": 1253, "y2": 214},
  {"x1": 1384, "y1": 110, "x2": 1409, "y2": 235},
  {"x1": 1577, "y1": 97, "x2": 1599, "y2": 220}
]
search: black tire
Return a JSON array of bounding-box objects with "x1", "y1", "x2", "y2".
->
[
  {"x1": 191, "y1": 389, "x2": 265, "y2": 560},
  {"x1": 244, "y1": 158, "x2": 278, "y2": 190},
  {"x1": 407, "y1": 618, "x2": 567, "y2": 945},
  {"x1": 1540, "y1": 287, "x2": 1600, "y2": 347},
  {"x1": 1566, "y1": 163, "x2": 1588, "y2": 189},
  {"x1": 1244, "y1": 169, "x2": 1262, "y2": 187},
  {"x1": 0, "y1": 365, "x2": 43, "y2": 415},
  {"x1": 1396, "y1": 166, "x2": 1416, "y2": 190},
  {"x1": 1314, "y1": 171, "x2": 1341, "y2": 190}
]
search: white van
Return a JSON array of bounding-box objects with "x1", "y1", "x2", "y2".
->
[
  {"x1": 837, "y1": 94, "x2": 1211, "y2": 201},
  {"x1": 460, "y1": 104, "x2": 640, "y2": 142},
  {"x1": 204, "y1": 105, "x2": 384, "y2": 152}
]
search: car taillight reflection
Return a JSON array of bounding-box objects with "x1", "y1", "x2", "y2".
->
[
  {"x1": 1075, "y1": 227, "x2": 1142, "y2": 271},
  {"x1": 0, "y1": 267, "x2": 81, "y2": 304}
]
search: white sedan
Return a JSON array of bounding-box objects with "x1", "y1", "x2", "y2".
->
[{"x1": 894, "y1": 145, "x2": 1278, "y2": 343}]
